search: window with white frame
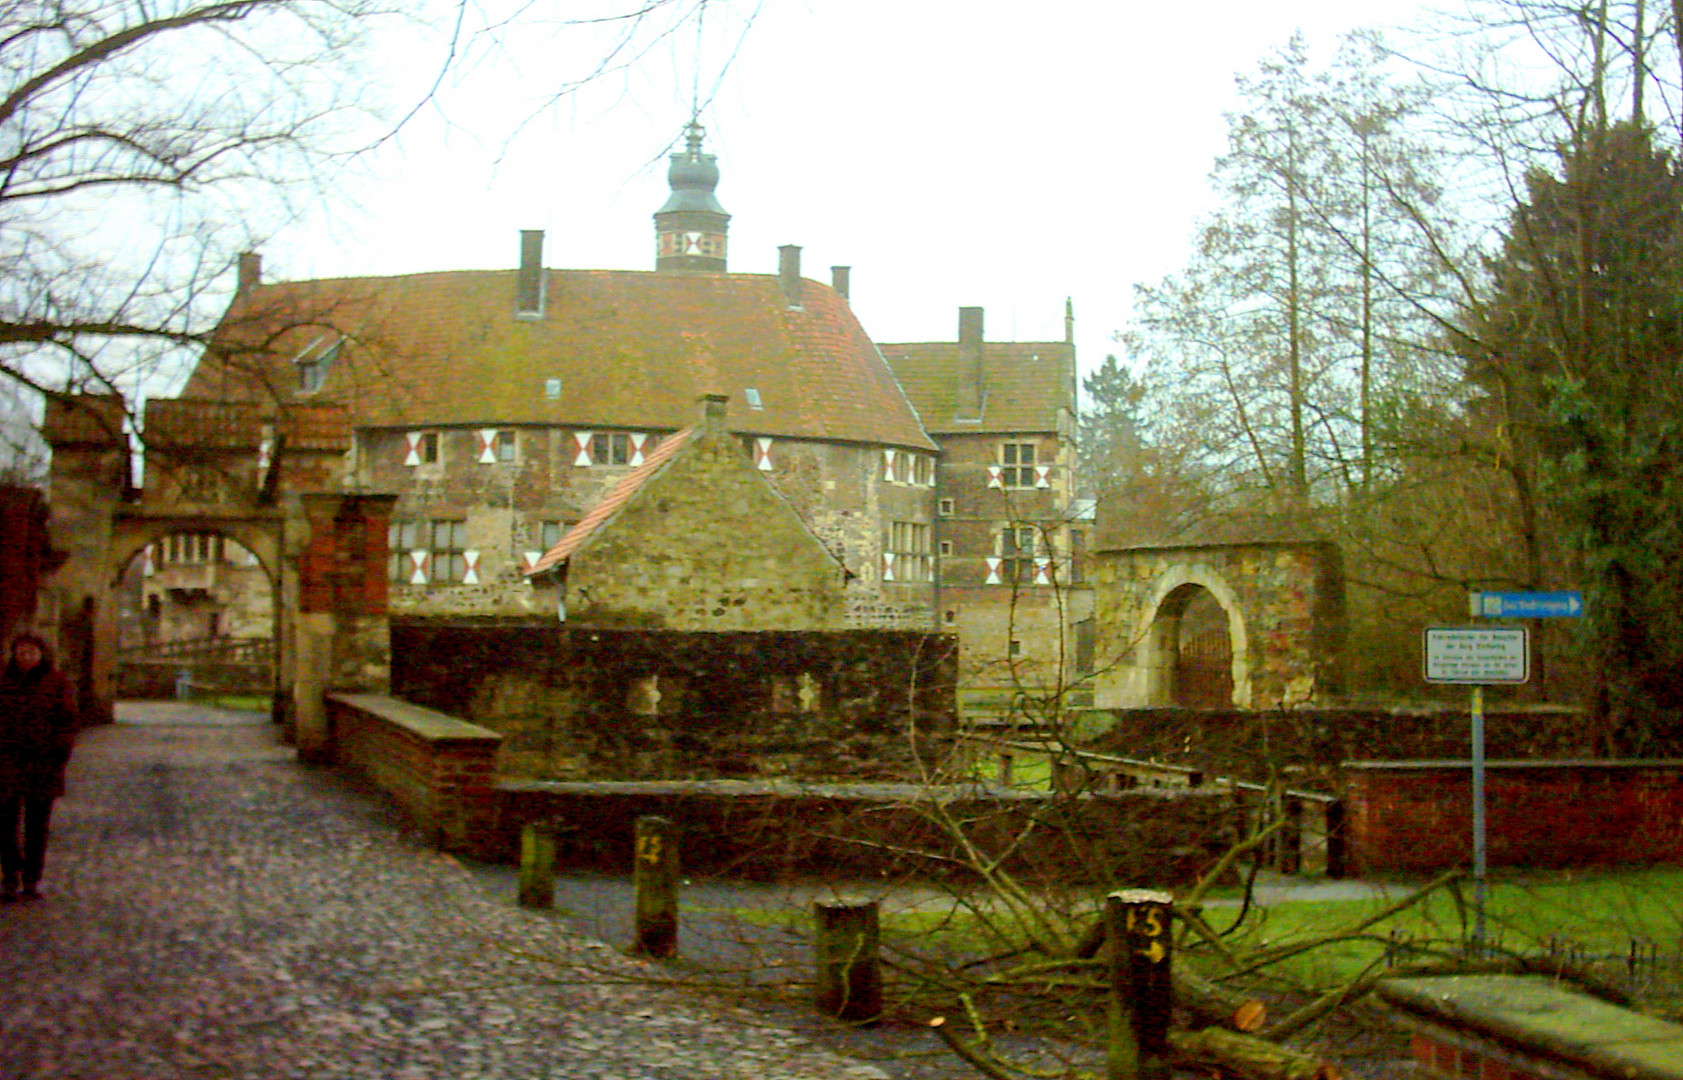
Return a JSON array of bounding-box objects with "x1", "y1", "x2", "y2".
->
[
  {"x1": 430, "y1": 520, "x2": 468, "y2": 583},
  {"x1": 889, "y1": 521, "x2": 932, "y2": 583},
  {"x1": 998, "y1": 524, "x2": 1037, "y2": 584},
  {"x1": 1000, "y1": 442, "x2": 1037, "y2": 488},
  {"x1": 495, "y1": 430, "x2": 516, "y2": 462},
  {"x1": 591, "y1": 432, "x2": 632, "y2": 466},
  {"x1": 913, "y1": 454, "x2": 934, "y2": 486},
  {"x1": 388, "y1": 521, "x2": 421, "y2": 583}
]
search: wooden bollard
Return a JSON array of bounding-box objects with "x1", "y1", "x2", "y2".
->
[
  {"x1": 813, "y1": 899, "x2": 882, "y2": 1022},
  {"x1": 517, "y1": 819, "x2": 559, "y2": 909},
  {"x1": 631, "y1": 815, "x2": 679, "y2": 958},
  {"x1": 1105, "y1": 888, "x2": 1173, "y2": 1080}
]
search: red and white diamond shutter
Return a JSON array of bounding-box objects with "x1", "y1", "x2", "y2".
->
[
  {"x1": 987, "y1": 465, "x2": 1004, "y2": 489},
  {"x1": 1034, "y1": 558, "x2": 1052, "y2": 586},
  {"x1": 573, "y1": 432, "x2": 593, "y2": 467},
  {"x1": 404, "y1": 432, "x2": 425, "y2": 467},
  {"x1": 882, "y1": 552, "x2": 896, "y2": 582},
  {"x1": 628, "y1": 433, "x2": 648, "y2": 467},
  {"x1": 1035, "y1": 465, "x2": 1052, "y2": 489},
  {"x1": 754, "y1": 437, "x2": 774, "y2": 471},
  {"x1": 406, "y1": 550, "x2": 429, "y2": 585},
  {"x1": 461, "y1": 551, "x2": 480, "y2": 585},
  {"x1": 882, "y1": 449, "x2": 897, "y2": 482},
  {"x1": 984, "y1": 557, "x2": 1003, "y2": 585},
  {"x1": 476, "y1": 430, "x2": 499, "y2": 464}
]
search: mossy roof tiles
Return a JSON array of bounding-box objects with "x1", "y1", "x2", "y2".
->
[
  {"x1": 195, "y1": 268, "x2": 935, "y2": 451},
  {"x1": 878, "y1": 341, "x2": 1073, "y2": 435}
]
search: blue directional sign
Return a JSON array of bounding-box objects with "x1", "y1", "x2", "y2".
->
[{"x1": 1468, "y1": 591, "x2": 1584, "y2": 618}]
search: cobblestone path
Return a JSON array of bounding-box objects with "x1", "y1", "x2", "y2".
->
[{"x1": 0, "y1": 704, "x2": 893, "y2": 1080}]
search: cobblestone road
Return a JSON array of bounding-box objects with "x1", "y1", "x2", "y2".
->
[{"x1": 0, "y1": 704, "x2": 901, "y2": 1080}]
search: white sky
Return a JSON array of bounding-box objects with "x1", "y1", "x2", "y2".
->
[{"x1": 271, "y1": 0, "x2": 1433, "y2": 385}]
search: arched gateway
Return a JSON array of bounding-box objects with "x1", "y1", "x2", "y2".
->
[
  {"x1": 1088, "y1": 540, "x2": 1345, "y2": 710},
  {"x1": 40, "y1": 397, "x2": 394, "y2": 759}
]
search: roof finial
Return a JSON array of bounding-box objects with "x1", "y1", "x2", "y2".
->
[{"x1": 685, "y1": 119, "x2": 705, "y2": 158}]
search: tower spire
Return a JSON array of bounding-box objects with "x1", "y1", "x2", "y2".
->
[{"x1": 654, "y1": 121, "x2": 730, "y2": 272}]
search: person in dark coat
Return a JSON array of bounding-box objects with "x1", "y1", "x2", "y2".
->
[{"x1": 0, "y1": 633, "x2": 77, "y2": 901}]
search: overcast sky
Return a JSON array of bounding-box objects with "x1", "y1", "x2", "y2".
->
[{"x1": 270, "y1": 0, "x2": 1433, "y2": 385}]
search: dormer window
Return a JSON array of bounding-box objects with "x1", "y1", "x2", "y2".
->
[
  {"x1": 294, "y1": 336, "x2": 341, "y2": 394},
  {"x1": 744, "y1": 387, "x2": 763, "y2": 409}
]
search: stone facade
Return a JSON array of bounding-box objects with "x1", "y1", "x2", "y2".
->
[
  {"x1": 1088, "y1": 541, "x2": 1345, "y2": 709},
  {"x1": 389, "y1": 619, "x2": 957, "y2": 782}
]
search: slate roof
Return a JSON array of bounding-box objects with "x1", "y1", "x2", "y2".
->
[
  {"x1": 524, "y1": 427, "x2": 698, "y2": 576},
  {"x1": 193, "y1": 269, "x2": 935, "y2": 451},
  {"x1": 878, "y1": 341, "x2": 1074, "y2": 435}
]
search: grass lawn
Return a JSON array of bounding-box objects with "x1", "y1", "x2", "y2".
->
[{"x1": 685, "y1": 866, "x2": 1683, "y2": 997}]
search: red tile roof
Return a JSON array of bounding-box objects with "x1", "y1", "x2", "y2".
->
[
  {"x1": 525, "y1": 427, "x2": 698, "y2": 575},
  {"x1": 194, "y1": 269, "x2": 935, "y2": 451},
  {"x1": 143, "y1": 400, "x2": 350, "y2": 453},
  {"x1": 878, "y1": 341, "x2": 1075, "y2": 435}
]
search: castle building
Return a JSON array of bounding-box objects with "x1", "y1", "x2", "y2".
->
[{"x1": 157, "y1": 124, "x2": 1087, "y2": 705}]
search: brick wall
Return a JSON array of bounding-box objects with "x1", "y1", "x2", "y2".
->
[
  {"x1": 1342, "y1": 761, "x2": 1683, "y2": 874},
  {"x1": 327, "y1": 692, "x2": 503, "y2": 855}
]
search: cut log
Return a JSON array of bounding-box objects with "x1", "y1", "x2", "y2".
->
[{"x1": 1169, "y1": 1027, "x2": 1340, "y2": 1080}]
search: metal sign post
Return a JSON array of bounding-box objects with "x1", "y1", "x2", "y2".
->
[{"x1": 1423, "y1": 626, "x2": 1529, "y2": 951}]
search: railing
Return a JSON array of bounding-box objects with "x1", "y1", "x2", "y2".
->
[{"x1": 117, "y1": 635, "x2": 274, "y2": 666}]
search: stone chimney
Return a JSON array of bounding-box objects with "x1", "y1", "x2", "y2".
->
[
  {"x1": 831, "y1": 265, "x2": 851, "y2": 301},
  {"x1": 956, "y1": 306, "x2": 985, "y2": 419},
  {"x1": 779, "y1": 245, "x2": 803, "y2": 309},
  {"x1": 516, "y1": 230, "x2": 545, "y2": 317},
  {"x1": 700, "y1": 392, "x2": 730, "y2": 431},
  {"x1": 236, "y1": 252, "x2": 261, "y2": 298}
]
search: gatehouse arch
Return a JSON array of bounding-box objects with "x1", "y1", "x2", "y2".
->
[{"x1": 1088, "y1": 540, "x2": 1344, "y2": 710}]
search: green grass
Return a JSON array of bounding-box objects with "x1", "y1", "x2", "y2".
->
[
  {"x1": 198, "y1": 694, "x2": 272, "y2": 713},
  {"x1": 686, "y1": 867, "x2": 1683, "y2": 995},
  {"x1": 1207, "y1": 868, "x2": 1683, "y2": 988}
]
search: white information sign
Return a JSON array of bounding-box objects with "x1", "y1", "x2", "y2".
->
[{"x1": 1423, "y1": 626, "x2": 1529, "y2": 685}]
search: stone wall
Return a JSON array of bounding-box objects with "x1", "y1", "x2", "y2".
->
[
  {"x1": 326, "y1": 692, "x2": 503, "y2": 854},
  {"x1": 390, "y1": 618, "x2": 959, "y2": 781},
  {"x1": 496, "y1": 780, "x2": 1234, "y2": 887},
  {"x1": 1082, "y1": 705, "x2": 1592, "y2": 792},
  {"x1": 1341, "y1": 760, "x2": 1683, "y2": 874}
]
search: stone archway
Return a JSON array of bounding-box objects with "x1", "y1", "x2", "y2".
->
[
  {"x1": 1088, "y1": 540, "x2": 1344, "y2": 710},
  {"x1": 1132, "y1": 566, "x2": 1251, "y2": 709},
  {"x1": 108, "y1": 516, "x2": 287, "y2": 703},
  {"x1": 39, "y1": 396, "x2": 397, "y2": 754}
]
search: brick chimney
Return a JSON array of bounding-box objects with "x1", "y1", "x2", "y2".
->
[
  {"x1": 779, "y1": 245, "x2": 803, "y2": 309},
  {"x1": 236, "y1": 252, "x2": 261, "y2": 298},
  {"x1": 956, "y1": 306, "x2": 985, "y2": 419},
  {"x1": 516, "y1": 230, "x2": 545, "y2": 317},
  {"x1": 831, "y1": 265, "x2": 851, "y2": 301}
]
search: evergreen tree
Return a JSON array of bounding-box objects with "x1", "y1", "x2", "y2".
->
[{"x1": 1458, "y1": 121, "x2": 1683, "y2": 749}]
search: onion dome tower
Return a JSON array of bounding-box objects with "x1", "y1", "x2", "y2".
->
[{"x1": 654, "y1": 121, "x2": 730, "y2": 272}]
